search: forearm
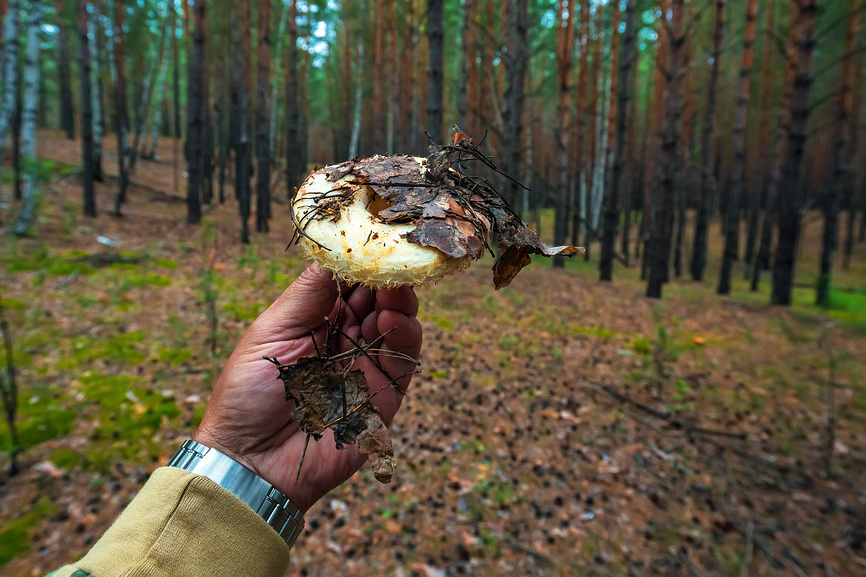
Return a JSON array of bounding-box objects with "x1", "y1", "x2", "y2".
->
[{"x1": 49, "y1": 467, "x2": 290, "y2": 577}]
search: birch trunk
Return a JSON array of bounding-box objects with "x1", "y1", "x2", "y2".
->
[
  {"x1": 12, "y1": 0, "x2": 42, "y2": 236},
  {"x1": 0, "y1": 0, "x2": 18, "y2": 153},
  {"x1": 718, "y1": 0, "x2": 759, "y2": 295},
  {"x1": 144, "y1": 53, "x2": 169, "y2": 159},
  {"x1": 130, "y1": 10, "x2": 170, "y2": 173}
]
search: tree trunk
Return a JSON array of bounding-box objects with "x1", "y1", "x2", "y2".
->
[
  {"x1": 185, "y1": 0, "x2": 205, "y2": 224},
  {"x1": 109, "y1": 0, "x2": 129, "y2": 214},
  {"x1": 572, "y1": 0, "x2": 590, "y2": 247},
  {"x1": 88, "y1": 3, "x2": 102, "y2": 180},
  {"x1": 646, "y1": 0, "x2": 685, "y2": 299},
  {"x1": 255, "y1": 0, "x2": 271, "y2": 233},
  {"x1": 129, "y1": 10, "x2": 170, "y2": 174},
  {"x1": 234, "y1": 0, "x2": 252, "y2": 243},
  {"x1": 584, "y1": 4, "x2": 605, "y2": 258},
  {"x1": 348, "y1": 2, "x2": 363, "y2": 159},
  {"x1": 144, "y1": 52, "x2": 169, "y2": 159},
  {"x1": 56, "y1": 0, "x2": 74, "y2": 139},
  {"x1": 600, "y1": 0, "x2": 637, "y2": 281},
  {"x1": 388, "y1": 0, "x2": 399, "y2": 152},
  {"x1": 427, "y1": 0, "x2": 444, "y2": 145},
  {"x1": 843, "y1": 19, "x2": 864, "y2": 269},
  {"x1": 817, "y1": 1, "x2": 858, "y2": 306},
  {"x1": 77, "y1": 0, "x2": 95, "y2": 217},
  {"x1": 286, "y1": 0, "x2": 302, "y2": 193},
  {"x1": 269, "y1": 0, "x2": 290, "y2": 158},
  {"x1": 460, "y1": 0, "x2": 476, "y2": 133},
  {"x1": 718, "y1": 0, "x2": 759, "y2": 295},
  {"x1": 371, "y1": 0, "x2": 386, "y2": 152},
  {"x1": 500, "y1": 0, "x2": 527, "y2": 213},
  {"x1": 553, "y1": 0, "x2": 574, "y2": 269},
  {"x1": 12, "y1": 0, "x2": 42, "y2": 236},
  {"x1": 771, "y1": 0, "x2": 818, "y2": 306},
  {"x1": 690, "y1": 0, "x2": 725, "y2": 281},
  {"x1": 0, "y1": 0, "x2": 17, "y2": 160},
  {"x1": 752, "y1": 1, "x2": 796, "y2": 291}
]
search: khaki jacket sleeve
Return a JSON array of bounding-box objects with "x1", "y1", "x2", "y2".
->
[{"x1": 49, "y1": 467, "x2": 291, "y2": 577}]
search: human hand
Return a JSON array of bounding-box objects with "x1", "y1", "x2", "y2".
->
[{"x1": 193, "y1": 263, "x2": 422, "y2": 512}]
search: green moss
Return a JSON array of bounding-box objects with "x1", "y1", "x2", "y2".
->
[
  {"x1": 629, "y1": 334, "x2": 653, "y2": 355},
  {"x1": 0, "y1": 497, "x2": 55, "y2": 568},
  {"x1": 49, "y1": 448, "x2": 81, "y2": 470},
  {"x1": 157, "y1": 347, "x2": 193, "y2": 367},
  {"x1": 569, "y1": 324, "x2": 614, "y2": 340}
]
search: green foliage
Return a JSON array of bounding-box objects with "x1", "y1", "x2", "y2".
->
[{"x1": 569, "y1": 324, "x2": 614, "y2": 340}]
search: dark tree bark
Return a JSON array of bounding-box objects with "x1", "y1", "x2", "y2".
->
[
  {"x1": 89, "y1": 3, "x2": 103, "y2": 180},
  {"x1": 771, "y1": 0, "x2": 818, "y2": 306},
  {"x1": 0, "y1": 0, "x2": 19, "y2": 154},
  {"x1": 572, "y1": 0, "x2": 590, "y2": 247},
  {"x1": 460, "y1": 0, "x2": 476, "y2": 133},
  {"x1": 185, "y1": 0, "x2": 205, "y2": 224},
  {"x1": 427, "y1": 0, "x2": 443, "y2": 144},
  {"x1": 234, "y1": 0, "x2": 252, "y2": 243},
  {"x1": 500, "y1": 0, "x2": 528, "y2": 212},
  {"x1": 172, "y1": 6, "x2": 180, "y2": 194},
  {"x1": 843, "y1": 28, "x2": 863, "y2": 269},
  {"x1": 753, "y1": 1, "x2": 796, "y2": 291},
  {"x1": 718, "y1": 0, "x2": 759, "y2": 295},
  {"x1": 690, "y1": 0, "x2": 725, "y2": 282},
  {"x1": 255, "y1": 0, "x2": 271, "y2": 233},
  {"x1": 56, "y1": 0, "x2": 74, "y2": 139},
  {"x1": 371, "y1": 0, "x2": 386, "y2": 152},
  {"x1": 600, "y1": 0, "x2": 637, "y2": 281},
  {"x1": 553, "y1": 0, "x2": 574, "y2": 269},
  {"x1": 110, "y1": 0, "x2": 129, "y2": 215},
  {"x1": 77, "y1": 0, "x2": 94, "y2": 217},
  {"x1": 817, "y1": 1, "x2": 858, "y2": 306},
  {"x1": 647, "y1": 0, "x2": 685, "y2": 299},
  {"x1": 285, "y1": 0, "x2": 301, "y2": 195}
]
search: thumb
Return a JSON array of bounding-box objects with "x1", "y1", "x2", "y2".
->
[{"x1": 246, "y1": 263, "x2": 338, "y2": 344}]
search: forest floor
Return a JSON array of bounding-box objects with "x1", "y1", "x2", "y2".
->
[{"x1": 1, "y1": 130, "x2": 865, "y2": 576}]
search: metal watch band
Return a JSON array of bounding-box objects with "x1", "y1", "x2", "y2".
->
[{"x1": 167, "y1": 439, "x2": 305, "y2": 548}]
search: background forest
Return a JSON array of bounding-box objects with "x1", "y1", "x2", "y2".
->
[{"x1": 1, "y1": 0, "x2": 866, "y2": 575}]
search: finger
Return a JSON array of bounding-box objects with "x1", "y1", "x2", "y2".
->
[
  {"x1": 346, "y1": 285, "x2": 375, "y2": 321},
  {"x1": 377, "y1": 310, "x2": 423, "y2": 394},
  {"x1": 246, "y1": 263, "x2": 338, "y2": 344},
  {"x1": 375, "y1": 286, "x2": 418, "y2": 317},
  {"x1": 378, "y1": 309, "x2": 423, "y2": 360},
  {"x1": 360, "y1": 310, "x2": 379, "y2": 345}
]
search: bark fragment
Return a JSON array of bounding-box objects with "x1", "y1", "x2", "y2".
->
[{"x1": 296, "y1": 144, "x2": 582, "y2": 289}]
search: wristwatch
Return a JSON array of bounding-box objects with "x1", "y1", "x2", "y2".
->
[{"x1": 167, "y1": 439, "x2": 305, "y2": 548}]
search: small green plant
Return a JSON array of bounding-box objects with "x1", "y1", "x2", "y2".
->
[{"x1": 668, "y1": 379, "x2": 694, "y2": 413}]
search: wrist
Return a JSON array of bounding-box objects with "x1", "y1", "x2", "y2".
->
[{"x1": 167, "y1": 439, "x2": 305, "y2": 549}]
